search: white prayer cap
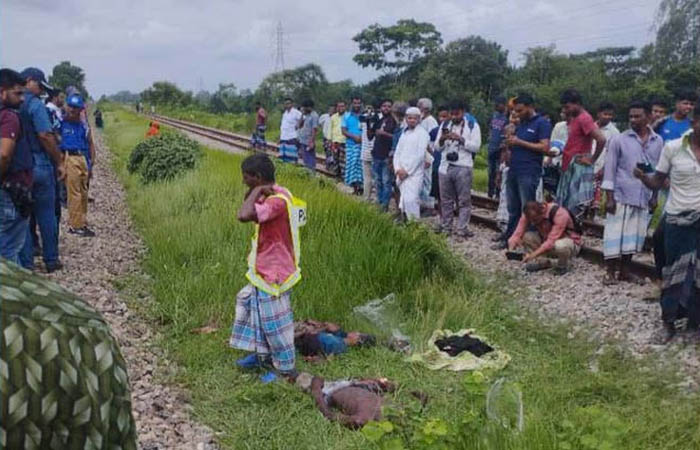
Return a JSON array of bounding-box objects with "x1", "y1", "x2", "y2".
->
[{"x1": 406, "y1": 107, "x2": 421, "y2": 116}]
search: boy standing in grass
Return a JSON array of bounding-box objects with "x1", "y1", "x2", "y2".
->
[{"x1": 230, "y1": 153, "x2": 305, "y2": 382}]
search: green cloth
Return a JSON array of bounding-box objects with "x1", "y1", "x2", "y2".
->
[
  {"x1": 0, "y1": 260, "x2": 137, "y2": 449},
  {"x1": 408, "y1": 329, "x2": 510, "y2": 372}
]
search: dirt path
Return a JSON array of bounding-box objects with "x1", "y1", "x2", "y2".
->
[{"x1": 45, "y1": 129, "x2": 218, "y2": 449}]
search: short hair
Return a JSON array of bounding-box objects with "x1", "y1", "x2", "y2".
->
[
  {"x1": 380, "y1": 98, "x2": 393, "y2": 106},
  {"x1": 417, "y1": 98, "x2": 433, "y2": 110},
  {"x1": 47, "y1": 89, "x2": 61, "y2": 100},
  {"x1": 674, "y1": 89, "x2": 698, "y2": 103},
  {"x1": 301, "y1": 99, "x2": 314, "y2": 108},
  {"x1": 524, "y1": 200, "x2": 542, "y2": 214},
  {"x1": 494, "y1": 96, "x2": 506, "y2": 105},
  {"x1": 350, "y1": 95, "x2": 362, "y2": 102},
  {"x1": 628, "y1": 100, "x2": 651, "y2": 114},
  {"x1": 437, "y1": 104, "x2": 448, "y2": 112},
  {"x1": 283, "y1": 97, "x2": 293, "y2": 103},
  {"x1": 336, "y1": 100, "x2": 346, "y2": 106},
  {"x1": 447, "y1": 100, "x2": 466, "y2": 111},
  {"x1": 598, "y1": 101, "x2": 615, "y2": 112},
  {"x1": 560, "y1": 89, "x2": 582, "y2": 105},
  {"x1": 241, "y1": 153, "x2": 275, "y2": 182},
  {"x1": 514, "y1": 93, "x2": 535, "y2": 106},
  {"x1": 392, "y1": 101, "x2": 408, "y2": 116},
  {"x1": 408, "y1": 98, "x2": 418, "y2": 107},
  {"x1": 649, "y1": 97, "x2": 668, "y2": 109},
  {"x1": 0, "y1": 68, "x2": 25, "y2": 89}
]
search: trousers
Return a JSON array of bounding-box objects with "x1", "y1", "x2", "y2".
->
[{"x1": 439, "y1": 165, "x2": 473, "y2": 235}]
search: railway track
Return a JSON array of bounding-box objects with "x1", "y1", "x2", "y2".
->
[{"x1": 151, "y1": 113, "x2": 657, "y2": 279}]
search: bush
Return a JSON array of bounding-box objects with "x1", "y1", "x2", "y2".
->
[{"x1": 128, "y1": 132, "x2": 202, "y2": 183}]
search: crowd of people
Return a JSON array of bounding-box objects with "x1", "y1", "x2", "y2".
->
[
  {"x1": 252, "y1": 86, "x2": 700, "y2": 342},
  {"x1": 1, "y1": 67, "x2": 97, "y2": 274}
]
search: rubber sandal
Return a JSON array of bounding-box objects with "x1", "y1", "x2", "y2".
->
[
  {"x1": 236, "y1": 353, "x2": 263, "y2": 369},
  {"x1": 260, "y1": 371, "x2": 278, "y2": 384}
]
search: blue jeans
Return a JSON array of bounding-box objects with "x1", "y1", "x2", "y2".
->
[
  {"x1": 372, "y1": 157, "x2": 392, "y2": 209},
  {"x1": 0, "y1": 189, "x2": 29, "y2": 265},
  {"x1": 504, "y1": 170, "x2": 541, "y2": 239},
  {"x1": 20, "y1": 160, "x2": 58, "y2": 269}
]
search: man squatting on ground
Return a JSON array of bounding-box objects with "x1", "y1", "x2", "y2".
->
[{"x1": 230, "y1": 153, "x2": 305, "y2": 382}]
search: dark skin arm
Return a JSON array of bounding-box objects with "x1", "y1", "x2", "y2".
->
[
  {"x1": 577, "y1": 128, "x2": 606, "y2": 166},
  {"x1": 342, "y1": 127, "x2": 361, "y2": 144},
  {"x1": 633, "y1": 168, "x2": 668, "y2": 191},
  {"x1": 236, "y1": 185, "x2": 274, "y2": 222},
  {"x1": 0, "y1": 137, "x2": 16, "y2": 179},
  {"x1": 506, "y1": 136, "x2": 552, "y2": 155},
  {"x1": 38, "y1": 132, "x2": 66, "y2": 180}
]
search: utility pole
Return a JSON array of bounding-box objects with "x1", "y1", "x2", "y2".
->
[{"x1": 274, "y1": 21, "x2": 286, "y2": 73}]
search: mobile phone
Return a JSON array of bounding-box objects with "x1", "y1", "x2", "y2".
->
[
  {"x1": 506, "y1": 251, "x2": 524, "y2": 261},
  {"x1": 636, "y1": 162, "x2": 654, "y2": 173}
]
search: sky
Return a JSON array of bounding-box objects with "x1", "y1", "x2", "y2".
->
[{"x1": 1, "y1": 0, "x2": 661, "y2": 97}]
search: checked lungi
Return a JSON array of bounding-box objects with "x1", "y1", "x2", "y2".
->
[
  {"x1": 603, "y1": 204, "x2": 649, "y2": 259},
  {"x1": 344, "y1": 144, "x2": 363, "y2": 186},
  {"x1": 556, "y1": 159, "x2": 594, "y2": 218},
  {"x1": 279, "y1": 139, "x2": 299, "y2": 164},
  {"x1": 660, "y1": 212, "x2": 700, "y2": 326},
  {"x1": 229, "y1": 284, "x2": 295, "y2": 372}
]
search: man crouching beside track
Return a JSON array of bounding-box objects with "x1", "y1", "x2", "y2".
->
[{"x1": 230, "y1": 153, "x2": 306, "y2": 383}]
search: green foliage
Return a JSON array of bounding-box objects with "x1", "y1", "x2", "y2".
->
[
  {"x1": 556, "y1": 407, "x2": 628, "y2": 450},
  {"x1": 128, "y1": 132, "x2": 202, "y2": 183},
  {"x1": 352, "y1": 19, "x2": 443, "y2": 76},
  {"x1": 141, "y1": 81, "x2": 194, "y2": 107},
  {"x1": 49, "y1": 61, "x2": 88, "y2": 98},
  {"x1": 655, "y1": 0, "x2": 700, "y2": 66}
]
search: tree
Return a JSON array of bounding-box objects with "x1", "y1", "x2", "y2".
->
[
  {"x1": 256, "y1": 64, "x2": 329, "y2": 107},
  {"x1": 352, "y1": 19, "x2": 442, "y2": 76},
  {"x1": 49, "y1": 61, "x2": 88, "y2": 97},
  {"x1": 141, "y1": 81, "x2": 193, "y2": 107},
  {"x1": 209, "y1": 83, "x2": 238, "y2": 113},
  {"x1": 655, "y1": 0, "x2": 700, "y2": 65},
  {"x1": 106, "y1": 90, "x2": 141, "y2": 104}
]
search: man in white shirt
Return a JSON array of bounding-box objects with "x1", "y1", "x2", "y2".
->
[
  {"x1": 418, "y1": 98, "x2": 438, "y2": 133},
  {"x1": 394, "y1": 107, "x2": 430, "y2": 221},
  {"x1": 434, "y1": 100, "x2": 482, "y2": 238},
  {"x1": 591, "y1": 101, "x2": 620, "y2": 216},
  {"x1": 279, "y1": 97, "x2": 302, "y2": 163}
]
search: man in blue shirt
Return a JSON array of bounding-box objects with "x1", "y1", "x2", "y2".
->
[
  {"x1": 342, "y1": 96, "x2": 363, "y2": 195},
  {"x1": 487, "y1": 97, "x2": 507, "y2": 198},
  {"x1": 18, "y1": 67, "x2": 65, "y2": 272},
  {"x1": 656, "y1": 90, "x2": 697, "y2": 142},
  {"x1": 494, "y1": 93, "x2": 552, "y2": 248}
]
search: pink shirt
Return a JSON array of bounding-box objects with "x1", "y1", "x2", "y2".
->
[
  {"x1": 562, "y1": 110, "x2": 597, "y2": 171},
  {"x1": 508, "y1": 203, "x2": 582, "y2": 254},
  {"x1": 253, "y1": 185, "x2": 295, "y2": 285}
]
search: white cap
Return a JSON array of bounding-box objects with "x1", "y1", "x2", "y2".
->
[{"x1": 406, "y1": 107, "x2": 421, "y2": 116}]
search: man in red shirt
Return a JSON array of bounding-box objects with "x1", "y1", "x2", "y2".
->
[
  {"x1": 507, "y1": 201, "x2": 582, "y2": 275},
  {"x1": 0, "y1": 68, "x2": 32, "y2": 264},
  {"x1": 230, "y1": 153, "x2": 301, "y2": 383},
  {"x1": 556, "y1": 89, "x2": 607, "y2": 218}
]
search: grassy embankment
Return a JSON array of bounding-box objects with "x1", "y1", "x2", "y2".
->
[
  {"x1": 103, "y1": 104, "x2": 700, "y2": 449},
  {"x1": 157, "y1": 105, "x2": 490, "y2": 191}
]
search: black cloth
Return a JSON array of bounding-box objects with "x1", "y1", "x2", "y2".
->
[
  {"x1": 371, "y1": 115, "x2": 397, "y2": 160},
  {"x1": 435, "y1": 334, "x2": 493, "y2": 357},
  {"x1": 295, "y1": 333, "x2": 323, "y2": 356}
]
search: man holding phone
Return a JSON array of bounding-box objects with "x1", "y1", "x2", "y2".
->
[{"x1": 601, "y1": 101, "x2": 663, "y2": 285}]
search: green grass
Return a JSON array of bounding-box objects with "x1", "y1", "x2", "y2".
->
[{"x1": 103, "y1": 103, "x2": 700, "y2": 450}]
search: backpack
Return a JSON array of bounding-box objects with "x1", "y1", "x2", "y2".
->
[{"x1": 548, "y1": 204, "x2": 583, "y2": 235}]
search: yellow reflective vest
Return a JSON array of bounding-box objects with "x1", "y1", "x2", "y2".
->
[{"x1": 246, "y1": 191, "x2": 306, "y2": 296}]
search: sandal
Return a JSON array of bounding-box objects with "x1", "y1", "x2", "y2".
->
[
  {"x1": 619, "y1": 273, "x2": 646, "y2": 286},
  {"x1": 603, "y1": 274, "x2": 619, "y2": 286}
]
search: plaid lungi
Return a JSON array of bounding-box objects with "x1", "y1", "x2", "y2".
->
[
  {"x1": 603, "y1": 204, "x2": 650, "y2": 259},
  {"x1": 556, "y1": 160, "x2": 594, "y2": 216},
  {"x1": 279, "y1": 140, "x2": 299, "y2": 164},
  {"x1": 229, "y1": 284, "x2": 295, "y2": 372},
  {"x1": 344, "y1": 144, "x2": 363, "y2": 186}
]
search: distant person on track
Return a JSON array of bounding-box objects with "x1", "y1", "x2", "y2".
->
[
  {"x1": 417, "y1": 98, "x2": 437, "y2": 212},
  {"x1": 342, "y1": 96, "x2": 364, "y2": 195},
  {"x1": 279, "y1": 98, "x2": 302, "y2": 163},
  {"x1": 0, "y1": 68, "x2": 32, "y2": 265},
  {"x1": 319, "y1": 105, "x2": 334, "y2": 164},
  {"x1": 394, "y1": 107, "x2": 430, "y2": 221},
  {"x1": 429, "y1": 105, "x2": 450, "y2": 215},
  {"x1": 602, "y1": 101, "x2": 663, "y2": 286},
  {"x1": 251, "y1": 102, "x2": 267, "y2": 149},
  {"x1": 18, "y1": 67, "x2": 65, "y2": 273},
  {"x1": 434, "y1": 100, "x2": 481, "y2": 238},
  {"x1": 507, "y1": 200, "x2": 582, "y2": 275},
  {"x1": 232, "y1": 153, "x2": 306, "y2": 383},
  {"x1": 368, "y1": 99, "x2": 395, "y2": 211},
  {"x1": 298, "y1": 99, "x2": 319, "y2": 172},
  {"x1": 61, "y1": 93, "x2": 96, "y2": 237},
  {"x1": 542, "y1": 108, "x2": 568, "y2": 199},
  {"x1": 487, "y1": 96, "x2": 508, "y2": 199},
  {"x1": 635, "y1": 103, "x2": 700, "y2": 342},
  {"x1": 493, "y1": 93, "x2": 551, "y2": 248},
  {"x1": 556, "y1": 88, "x2": 607, "y2": 218},
  {"x1": 328, "y1": 101, "x2": 346, "y2": 176},
  {"x1": 45, "y1": 88, "x2": 64, "y2": 127},
  {"x1": 94, "y1": 108, "x2": 104, "y2": 128}
]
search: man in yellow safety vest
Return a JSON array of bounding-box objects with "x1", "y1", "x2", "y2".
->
[{"x1": 229, "y1": 153, "x2": 306, "y2": 383}]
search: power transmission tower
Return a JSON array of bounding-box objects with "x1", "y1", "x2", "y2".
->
[{"x1": 274, "y1": 21, "x2": 286, "y2": 72}]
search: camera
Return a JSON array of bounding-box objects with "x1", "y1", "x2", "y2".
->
[
  {"x1": 636, "y1": 162, "x2": 654, "y2": 173},
  {"x1": 360, "y1": 112, "x2": 380, "y2": 129},
  {"x1": 446, "y1": 152, "x2": 459, "y2": 162}
]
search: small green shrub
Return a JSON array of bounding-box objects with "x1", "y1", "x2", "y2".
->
[{"x1": 128, "y1": 132, "x2": 202, "y2": 183}]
